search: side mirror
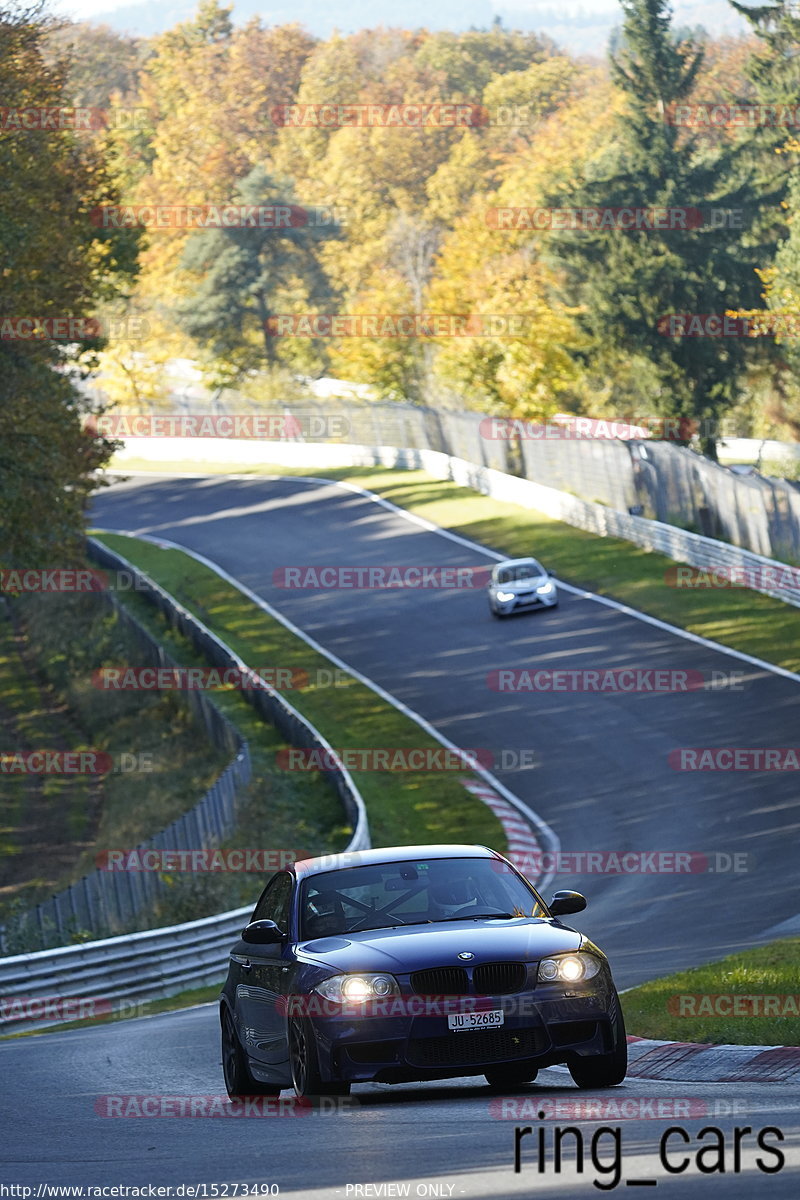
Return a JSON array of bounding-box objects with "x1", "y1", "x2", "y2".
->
[
  {"x1": 549, "y1": 568, "x2": 558, "y2": 578},
  {"x1": 549, "y1": 890, "x2": 586, "y2": 916},
  {"x1": 242, "y1": 919, "x2": 285, "y2": 945}
]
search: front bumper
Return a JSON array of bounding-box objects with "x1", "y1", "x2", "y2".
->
[
  {"x1": 491, "y1": 589, "x2": 558, "y2": 615},
  {"x1": 308, "y1": 986, "x2": 617, "y2": 1084}
]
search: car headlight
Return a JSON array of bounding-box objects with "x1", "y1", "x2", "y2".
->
[
  {"x1": 496, "y1": 591, "x2": 516, "y2": 602},
  {"x1": 537, "y1": 953, "x2": 601, "y2": 983},
  {"x1": 536, "y1": 581, "x2": 555, "y2": 594},
  {"x1": 313, "y1": 973, "x2": 400, "y2": 1003}
]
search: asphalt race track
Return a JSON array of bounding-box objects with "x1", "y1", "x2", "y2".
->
[
  {"x1": 3, "y1": 471, "x2": 798, "y2": 1198},
  {"x1": 89, "y1": 474, "x2": 800, "y2": 984},
  {"x1": 2, "y1": 1004, "x2": 799, "y2": 1195}
]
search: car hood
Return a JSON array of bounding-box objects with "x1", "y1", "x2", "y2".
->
[
  {"x1": 492, "y1": 575, "x2": 550, "y2": 593},
  {"x1": 297, "y1": 918, "x2": 584, "y2": 973}
]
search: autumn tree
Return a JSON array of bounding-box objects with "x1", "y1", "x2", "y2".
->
[
  {"x1": 0, "y1": 1, "x2": 139, "y2": 564},
  {"x1": 542, "y1": 0, "x2": 772, "y2": 456},
  {"x1": 43, "y1": 20, "x2": 149, "y2": 109},
  {"x1": 89, "y1": 3, "x2": 318, "y2": 402},
  {"x1": 413, "y1": 24, "x2": 554, "y2": 97}
]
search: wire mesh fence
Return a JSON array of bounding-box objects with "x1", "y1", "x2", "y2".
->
[
  {"x1": 86, "y1": 539, "x2": 369, "y2": 858},
  {"x1": 178, "y1": 392, "x2": 800, "y2": 565},
  {"x1": 0, "y1": 584, "x2": 251, "y2": 955},
  {"x1": 2, "y1": 533, "x2": 369, "y2": 955}
]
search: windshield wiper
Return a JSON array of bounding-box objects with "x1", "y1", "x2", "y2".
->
[
  {"x1": 348, "y1": 918, "x2": 435, "y2": 933},
  {"x1": 345, "y1": 914, "x2": 523, "y2": 933},
  {"x1": 441, "y1": 912, "x2": 520, "y2": 922}
]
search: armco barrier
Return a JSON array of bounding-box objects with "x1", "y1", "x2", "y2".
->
[
  {"x1": 398, "y1": 446, "x2": 800, "y2": 607},
  {"x1": 0, "y1": 542, "x2": 369, "y2": 1002},
  {"x1": 0, "y1": 904, "x2": 252, "y2": 1032},
  {"x1": 718, "y1": 437, "x2": 800, "y2": 466},
  {"x1": 0, "y1": 588, "x2": 252, "y2": 956},
  {"x1": 86, "y1": 538, "x2": 370, "y2": 857},
  {"x1": 104, "y1": 393, "x2": 800, "y2": 563},
  {"x1": 9, "y1": 429, "x2": 794, "y2": 1023}
]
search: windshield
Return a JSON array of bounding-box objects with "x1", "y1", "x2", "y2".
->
[
  {"x1": 495, "y1": 560, "x2": 544, "y2": 585},
  {"x1": 300, "y1": 856, "x2": 547, "y2": 938}
]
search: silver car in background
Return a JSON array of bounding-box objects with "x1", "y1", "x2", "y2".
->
[{"x1": 488, "y1": 557, "x2": 559, "y2": 618}]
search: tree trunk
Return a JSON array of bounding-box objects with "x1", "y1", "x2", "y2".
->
[
  {"x1": 255, "y1": 290, "x2": 275, "y2": 366},
  {"x1": 701, "y1": 434, "x2": 718, "y2": 462}
]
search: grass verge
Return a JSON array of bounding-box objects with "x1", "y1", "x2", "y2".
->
[
  {"x1": 1, "y1": 582, "x2": 351, "y2": 947},
  {"x1": 621, "y1": 939, "x2": 800, "y2": 1045},
  {"x1": 0, "y1": 598, "x2": 96, "y2": 890},
  {"x1": 94, "y1": 532, "x2": 507, "y2": 855},
  {"x1": 0, "y1": 982, "x2": 220, "y2": 1039},
  {"x1": 0, "y1": 591, "x2": 227, "y2": 931}
]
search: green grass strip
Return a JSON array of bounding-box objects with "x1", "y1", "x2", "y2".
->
[
  {"x1": 621, "y1": 939, "x2": 800, "y2": 1045},
  {"x1": 94, "y1": 533, "x2": 507, "y2": 854},
  {"x1": 0, "y1": 984, "x2": 220, "y2": 1039}
]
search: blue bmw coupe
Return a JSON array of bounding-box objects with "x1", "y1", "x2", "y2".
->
[{"x1": 220, "y1": 844, "x2": 627, "y2": 1098}]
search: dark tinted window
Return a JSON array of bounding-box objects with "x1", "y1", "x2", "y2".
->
[
  {"x1": 300, "y1": 856, "x2": 546, "y2": 938},
  {"x1": 252, "y1": 872, "x2": 293, "y2": 931},
  {"x1": 495, "y1": 560, "x2": 544, "y2": 584}
]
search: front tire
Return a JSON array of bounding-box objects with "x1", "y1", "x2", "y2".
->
[
  {"x1": 221, "y1": 1006, "x2": 280, "y2": 1099},
  {"x1": 568, "y1": 1011, "x2": 627, "y2": 1089},
  {"x1": 289, "y1": 1016, "x2": 351, "y2": 1099}
]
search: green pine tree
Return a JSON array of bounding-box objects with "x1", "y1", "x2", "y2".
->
[
  {"x1": 544, "y1": 0, "x2": 774, "y2": 457},
  {"x1": 174, "y1": 166, "x2": 340, "y2": 387},
  {"x1": 731, "y1": 1, "x2": 800, "y2": 423}
]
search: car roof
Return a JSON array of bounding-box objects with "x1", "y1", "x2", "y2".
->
[
  {"x1": 292, "y1": 843, "x2": 501, "y2": 878},
  {"x1": 494, "y1": 557, "x2": 542, "y2": 569}
]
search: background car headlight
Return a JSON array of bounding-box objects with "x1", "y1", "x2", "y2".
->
[
  {"x1": 536, "y1": 581, "x2": 555, "y2": 594},
  {"x1": 537, "y1": 953, "x2": 601, "y2": 983},
  {"x1": 313, "y1": 973, "x2": 400, "y2": 1003},
  {"x1": 496, "y1": 590, "x2": 516, "y2": 602}
]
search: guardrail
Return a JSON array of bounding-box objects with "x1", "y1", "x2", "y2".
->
[
  {"x1": 717, "y1": 437, "x2": 800, "y2": 466},
  {"x1": 400, "y1": 447, "x2": 800, "y2": 607},
  {"x1": 9, "y1": 425, "x2": 795, "y2": 1028},
  {"x1": 105, "y1": 392, "x2": 800, "y2": 563},
  {"x1": 0, "y1": 903, "x2": 253, "y2": 1032},
  {"x1": 0, "y1": 542, "x2": 369, "y2": 1018},
  {"x1": 0, "y1": 587, "x2": 252, "y2": 956},
  {"x1": 87, "y1": 539, "x2": 370, "y2": 853}
]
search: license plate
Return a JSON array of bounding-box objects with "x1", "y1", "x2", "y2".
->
[{"x1": 447, "y1": 1010, "x2": 504, "y2": 1031}]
